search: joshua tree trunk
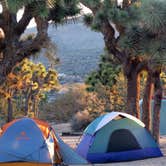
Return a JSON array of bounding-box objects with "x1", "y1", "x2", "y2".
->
[
  {"x1": 142, "y1": 71, "x2": 153, "y2": 131},
  {"x1": 123, "y1": 57, "x2": 143, "y2": 118},
  {"x1": 24, "y1": 92, "x2": 32, "y2": 116},
  {"x1": 152, "y1": 68, "x2": 162, "y2": 143},
  {"x1": 125, "y1": 71, "x2": 140, "y2": 118},
  {"x1": 7, "y1": 97, "x2": 13, "y2": 122},
  {"x1": 32, "y1": 97, "x2": 39, "y2": 118}
]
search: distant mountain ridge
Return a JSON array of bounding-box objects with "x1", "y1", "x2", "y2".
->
[{"x1": 26, "y1": 19, "x2": 104, "y2": 84}]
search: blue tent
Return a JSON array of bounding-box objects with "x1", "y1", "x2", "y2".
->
[
  {"x1": 0, "y1": 118, "x2": 56, "y2": 165},
  {"x1": 0, "y1": 118, "x2": 88, "y2": 166},
  {"x1": 76, "y1": 112, "x2": 163, "y2": 163}
]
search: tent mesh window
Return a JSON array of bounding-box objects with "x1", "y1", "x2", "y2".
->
[{"x1": 107, "y1": 129, "x2": 141, "y2": 152}]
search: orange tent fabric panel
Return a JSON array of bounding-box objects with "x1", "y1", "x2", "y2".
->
[
  {"x1": 0, "y1": 162, "x2": 52, "y2": 166},
  {"x1": 33, "y1": 119, "x2": 50, "y2": 138}
]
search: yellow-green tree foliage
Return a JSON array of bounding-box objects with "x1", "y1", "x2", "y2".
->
[{"x1": 0, "y1": 59, "x2": 59, "y2": 120}]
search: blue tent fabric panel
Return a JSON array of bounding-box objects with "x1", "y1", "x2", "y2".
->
[
  {"x1": 88, "y1": 118, "x2": 158, "y2": 154},
  {"x1": 0, "y1": 152, "x2": 20, "y2": 163},
  {"x1": 0, "y1": 118, "x2": 51, "y2": 163},
  {"x1": 84, "y1": 112, "x2": 145, "y2": 136},
  {"x1": 55, "y1": 134, "x2": 88, "y2": 165},
  {"x1": 76, "y1": 134, "x2": 94, "y2": 158},
  {"x1": 134, "y1": 128, "x2": 158, "y2": 148},
  {"x1": 25, "y1": 144, "x2": 52, "y2": 162},
  {"x1": 88, "y1": 118, "x2": 142, "y2": 153},
  {"x1": 0, "y1": 118, "x2": 44, "y2": 155},
  {"x1": 0, "y1": 146, "x2": 51, "y2": 163},
  {"x1": 87, "y1": 147, "x2": 163, "y2": 163},
  {"x1": 84, "y1": 115, "x2": 105, "y2": 135}
]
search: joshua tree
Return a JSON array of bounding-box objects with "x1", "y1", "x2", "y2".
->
[
  {"x1": 81, "y1": 0, "x2": 166, "y2": 142},
  {"x1": 0, "y1": 0, "x2": 79, "y2": 85}
]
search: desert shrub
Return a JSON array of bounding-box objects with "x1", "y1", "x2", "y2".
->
[
  {"x1": 71, "y1": 88, "x2": 106, "y2": 131},
  {"x1": 39, "y1": 81, "x2": 127, "y2": 131},
  {"x1": 39, "y1": 83, "x2": 88, "y2": 123},
  {"x1": 71, "y1": 110, "x2": 91, "y2": 131},
  {"x1": 39, "y1": 83, "x2": 106, "y2": 131}
]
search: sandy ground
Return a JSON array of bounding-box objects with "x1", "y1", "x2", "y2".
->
[{"x1": 53, "y1": 123, "x2": 166, "y2": 166}]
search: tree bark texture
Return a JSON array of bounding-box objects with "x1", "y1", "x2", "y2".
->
[
  {"x1": 24, "y1": 91, "x2": 32, "y2": 116},
  {"x1": 142, "y1": 71, "x2": 153, "y2": 131},
  {"x1": 152, "y1": 69, "x2": 162, "y2": 143},
  {"x1": 7, "y1": 98, "x2": 13, "y2": 122},
  {"x1": 33, "y1": 98, "x2": 39, "y2": 118},
  {"x1": 125, "y1": 70, "x2": 140, "y2": 118}
]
